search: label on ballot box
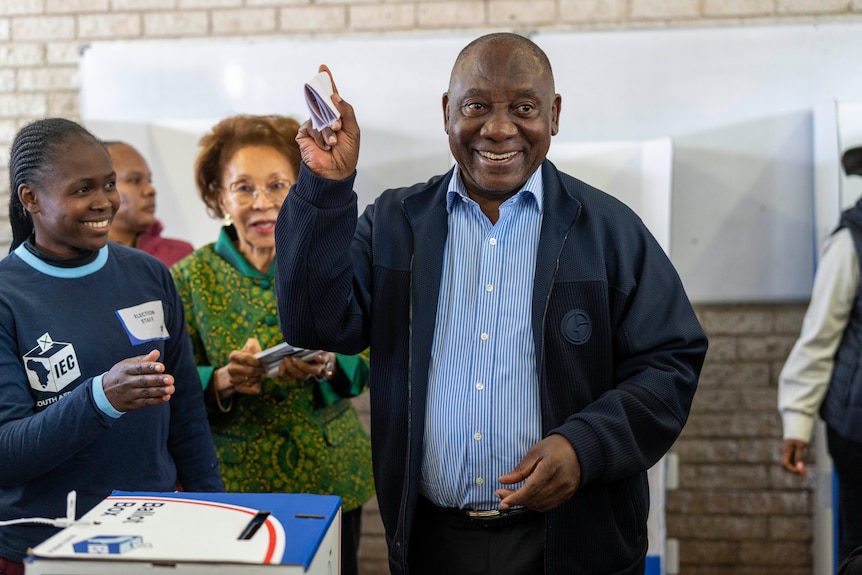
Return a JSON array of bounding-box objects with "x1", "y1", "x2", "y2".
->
[
  {"x1": 72, "y1": 535, "x2": 143, "y2": 555},
  {"x1": 25, "y1": 491, "x2": 341, "y2": 575}
]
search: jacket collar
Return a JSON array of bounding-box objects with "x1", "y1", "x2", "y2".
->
[{"x1": 532, "y1": 160, "x2": 582, "y2": 363}]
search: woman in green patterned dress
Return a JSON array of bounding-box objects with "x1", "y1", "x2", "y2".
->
[{"x1": 170, "y1": 115, "x2": 374, "y2": 575}]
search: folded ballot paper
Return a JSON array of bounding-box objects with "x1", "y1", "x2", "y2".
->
[
  {"x1": 255, "y1": 342, "x2": 324, "y2": 378},
  {"x1": 25, "y1": 491, "x2": 341, "y2": 574},
  {"x1": 304, "y1": 71, "x2": 341, "y2": 131}
]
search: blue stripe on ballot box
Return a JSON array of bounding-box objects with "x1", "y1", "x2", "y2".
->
[{"x1": 645, "y1": 555, "x2": 661, "y2": 575}]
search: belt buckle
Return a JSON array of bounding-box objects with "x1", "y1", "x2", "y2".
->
[{"x1": 464, "y1": 509, "x2": 502, "y2": 519}]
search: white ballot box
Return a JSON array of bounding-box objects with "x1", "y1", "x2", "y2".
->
[{"x1": 25, "y1": 491, "x2": 341, "y2": 574}]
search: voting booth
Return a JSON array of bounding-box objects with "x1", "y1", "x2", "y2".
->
[{"x1": 25, "y1": 492, "x2": 341, "y2": 574}]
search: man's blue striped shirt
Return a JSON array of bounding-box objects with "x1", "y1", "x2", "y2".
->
[{"x1": 420, "y1": 165, "x2": 544, "y2": 510}]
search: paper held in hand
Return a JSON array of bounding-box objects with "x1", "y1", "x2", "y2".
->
[
  {"x1": 304, "y1": 71, "x2": 341, "y2": 131},
  {"x1": 255, "y1": 342, "x2": 324, "y2": 378}
]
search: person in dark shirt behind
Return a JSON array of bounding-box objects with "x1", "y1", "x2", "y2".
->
[{"x1": 104, "y1": 141, "x2": 193, "y2": 267}]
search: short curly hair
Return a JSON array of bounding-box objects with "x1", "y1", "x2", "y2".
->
[{"x1": 194, "y1": 114, "x2": 301, "y2": 219}]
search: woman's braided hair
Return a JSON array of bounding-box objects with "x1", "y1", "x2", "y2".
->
[{"x1": 7, "y1": 118, "x2": 99, "y2": 252}]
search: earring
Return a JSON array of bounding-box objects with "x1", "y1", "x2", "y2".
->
[{"x1": 223, "y1": 213, "x2": 232, "y2": 227}]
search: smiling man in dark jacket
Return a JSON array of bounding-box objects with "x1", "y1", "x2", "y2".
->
[{"x1": 275, "y1": 32, "x2": 708, "y2": 575}]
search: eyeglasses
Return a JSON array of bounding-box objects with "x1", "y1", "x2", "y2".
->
[{"x1": 223, "y1": 179, "x2": 292, "y2": 204}]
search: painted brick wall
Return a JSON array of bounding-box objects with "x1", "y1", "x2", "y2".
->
[
  {"x1": 0, "y1": 1, "x2": 855, "y2": 573},
  {"x1": 669, "y1": 303, "x2": 813, "y2": 575}
]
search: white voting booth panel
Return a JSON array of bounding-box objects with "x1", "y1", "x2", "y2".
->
[
  {"x1": 547, "y1": 139, "x2": 672, "y2": 252},
  {"x1": 25, "y1": 492, "x2": 340, "y2": 575},
  {"x1": 548, "y1": 138, "x2": 672, "y2": 575}
]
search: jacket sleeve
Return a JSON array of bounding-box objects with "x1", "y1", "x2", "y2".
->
[
  {"x1": 778, "y1": 230, "x2": 856, "y2": 442},
  {"x1": 0, "y1": 381, "x2": 115, "y2": 485},
  {"x1": 317, "y1": 351, "x2": 370, "y2": 405},
  {"x1": 275, "y1": 163, "x2": 371, "y2": 355}
]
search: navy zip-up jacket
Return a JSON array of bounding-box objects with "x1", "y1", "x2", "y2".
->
[{"x1": 275, "y1": 159, "x2": 707, "y2": 574}]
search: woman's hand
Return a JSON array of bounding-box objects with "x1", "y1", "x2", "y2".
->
[
  {"x1": 279, "y1": 351, "x2": 336, "y2": 381},
  {"x1": 214, "y1": 338, "x2": 265, "y2": 400},
  {"x1": 101, "y1": 349, "x2": 174, "y2": 412}
]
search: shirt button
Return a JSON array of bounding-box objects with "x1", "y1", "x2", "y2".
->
[
  {"x1": 485, "y1": 284, "x2": 493, "y2": 292},
  {"x1": 476, "y1": 477, "x2": 485, "y2": 485},
  {"x1": 476, "y1": 382, "x2": 484, "y2": 390},
  {"x1": 473, "y1": 432, "x2": 482, "y2": 441},
  {"x1": 265, "y1": 316, "x2": 277, "y2": 326},
  {"x1": 480, "y1": 333, "x2": 489, "y2": 341},
  {"x1": 489, "y1": 238, "x2": 497, "y2": 246},
  {"x1": 260, "y1": 279, "x2": 271, "y2": 289}
]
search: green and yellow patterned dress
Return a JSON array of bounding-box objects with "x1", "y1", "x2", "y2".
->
[{"x1": 170, "y1": 227, "x2": 374, "y2": 511}]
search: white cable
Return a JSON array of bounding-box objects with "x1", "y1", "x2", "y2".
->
[
  {"x1": 0, "y1": 490, "x2": 78, "y2": 528},
  {"x1": 66, "y1": 489, "x2": 77, "y2": 525}
]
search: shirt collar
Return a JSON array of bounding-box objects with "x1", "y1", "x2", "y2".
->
[
  {"x1": 214, "y1": 225, "x2": 274, "y2": 280},
  {"x1": 23, "y1": 235, "x2": 99, "y2": 268},
  {"x1": 14, "y1": 242, "x2": 108, "y2": 278},
  {"x1": 446, "y1": 164, "x2": 544, "y2": 214}
]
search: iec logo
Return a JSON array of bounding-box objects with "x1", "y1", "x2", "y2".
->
[
  {"x1": 73, "y1": 535, "x2": 143, "y2": 555},
  {"x1": 22, "y1": 332, "x2": 81, "y2": 393}
]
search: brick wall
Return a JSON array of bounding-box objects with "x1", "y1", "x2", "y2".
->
[
  {"x1": 0, "y1": 1, "x2": 855, "y2": 573},
  {"x1": 668, "y1": 303, "x2": 814, "y2": 575}
]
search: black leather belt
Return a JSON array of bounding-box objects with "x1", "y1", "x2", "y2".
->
[{"x1": 418, "y1": 496, "x2": 542, "y2": 528}]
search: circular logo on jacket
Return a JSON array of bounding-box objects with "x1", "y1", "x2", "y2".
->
[{"x1": 562, "y1": 310, "x2": 592, "y2": 345}]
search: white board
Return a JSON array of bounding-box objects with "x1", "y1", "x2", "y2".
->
[
  {"x1": 80, "y1": 23, "x2": 862, "y2": 301},
  {"x1": 547, "y1": 138, "x2": 672, "y2": 252}
]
